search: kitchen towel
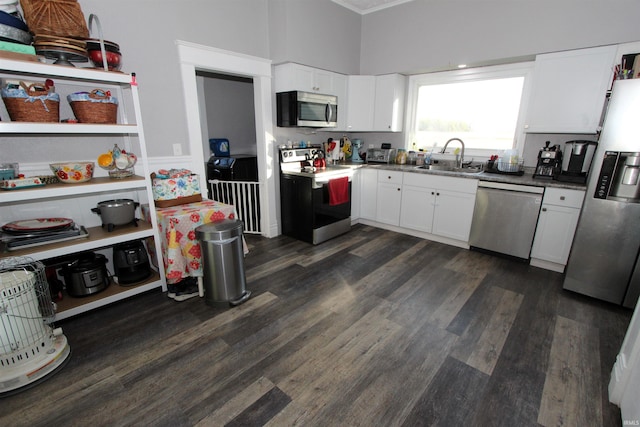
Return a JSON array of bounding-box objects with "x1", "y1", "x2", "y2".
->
[{"x1": 328, "y1": 176, "x2": 349, "y2": 206}]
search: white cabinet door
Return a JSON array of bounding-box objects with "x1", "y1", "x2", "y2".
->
[
  {"x1": 360, "y1": 168, "x2": 378, "y2": 220},
  {"x1": 400, "y1": 172, "x2": 477, "y2": 242},
  {"x1": 373, "y1": 74, "x2": 406, "y2": 132},
  {"x1": 274, "y1": 63, "x2": 344, "y2": 95},
  {"x1": 400, "y1": 185, "x2": 435, "y2": 232},
  {"x1": 346, "y1": 75, "x2": 375, "y2": 131},
  {"x1": 351, "y1": 168, "x2": 361, "y2": 221},
  {"x1": 377, "y1": 182, "x2": 402, "y2": 225},
  {"x1": 432, "y1": 189, "x2": 477, "y2": 241},
  {"x1": 333, "y1": 73, "x2": 348, "y2": 131},
  {"x1": 376, "y1": 170, "x2": 403, "y2": 226},
  {"x1": 314, "y1": 68, "x2": 334, "y2": 93},
  {"x1": 525, "y1": 45, "x2": 617, "y2": 133},
  {"x1": 346, "y1": 74, "x2": 406, "y2": 132},
  {"x1": 531, "y1": 204, "x2": 581, "y2": 265},
  {"x1": 531, "y1": 188, "x2": 584, "y2": 266}
]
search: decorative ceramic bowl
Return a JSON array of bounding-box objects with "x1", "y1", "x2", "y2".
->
[{"x1": 49, "y1": 162, "x2": 95, "y2": 184}]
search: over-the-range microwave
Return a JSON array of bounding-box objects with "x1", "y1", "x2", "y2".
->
[{"x1": 276, "y1": 90, "x2": 337, "y2": 128}]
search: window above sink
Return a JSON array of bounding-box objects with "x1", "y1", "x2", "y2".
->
[{"x1": 405, "y1": 62, "x2": 534, "y2": 157}]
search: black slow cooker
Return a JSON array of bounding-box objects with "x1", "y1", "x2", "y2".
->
[{"x1": 62, "y1": 252, "x2": 110, "y2": 297}]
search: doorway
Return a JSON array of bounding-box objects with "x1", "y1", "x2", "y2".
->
[
  {"x1": 176, "y1": 41, "x2": 277, "y2": 238},
  {"x1": 197, "y1": 71, "x2": 256, "y2": 157}
]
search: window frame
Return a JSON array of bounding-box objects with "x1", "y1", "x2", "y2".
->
[{"x1": 404, "y1": 62, "x2": 535, "y2": 158}]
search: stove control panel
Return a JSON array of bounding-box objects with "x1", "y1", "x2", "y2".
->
[{"x1": 280, "y1": 148, "x2": 319, "y2": 163}]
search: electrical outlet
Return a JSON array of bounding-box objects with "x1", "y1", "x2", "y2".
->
[{"x1": 173, "y1": 144, "x2": 182, "y2": 156}]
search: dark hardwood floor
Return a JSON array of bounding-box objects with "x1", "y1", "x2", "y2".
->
[{"x1": 1, "y1": 224, "x2": 632, "y2": 426}]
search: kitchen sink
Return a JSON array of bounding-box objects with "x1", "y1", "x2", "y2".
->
[{"x1": 414, "y1": 164, "x2": 484, "y2": 175}]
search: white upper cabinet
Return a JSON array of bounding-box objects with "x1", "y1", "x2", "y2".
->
[
  {"x1": 273, "y1": 63, "x2": 348, "y2": 129},
  {"x1": 333, "y1": 73, "x2": 348, "y2": 131},
  {"x1": 345, "y1": 75, "x2": 375, "y2": 131},
  {"x1": 373, "y1": 73, "x2": 406, "y2": 132},
  {"x1": 273, "y1": 63, "x2": 346, "y2": 96},
  {"x1": 525, "y1": 45, "x2": 617, "y2": 134},
  {"x1": 345, "y1": 73, "x2": 406, "y2": 132},
  {"x1": 273, "y1": 64, "x2": 405, "y2": 132}
]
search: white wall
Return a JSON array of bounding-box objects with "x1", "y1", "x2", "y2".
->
[
  {"x1": 360, "y1": 1, "x2": 640, "y2": 75},
  {"x1": 75, "y1": 0, "x2": 640, "y2": 159},
  {"x1": 201, "y1": 74, "x2": 257, "y2": 156},
  {"x1": 268, "y1": 0, "x2": 362, "y2": 74},
  {"x1": 78, "y1": 0, "x2": 271, "y2": 157},
  {"x1": 76, "y1": 0, "x2": 361, "y2": 158}
]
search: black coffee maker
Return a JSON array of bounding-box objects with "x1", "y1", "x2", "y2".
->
[
  {"x1": 113, "y1": 240, "x2": 151, "y2": 285},
  {"x1": 557, "y1": 140, "x2": 598, "y2": 184},
  {"x1": 533, "y1": 141, "x2": 563, "y2": 179}
]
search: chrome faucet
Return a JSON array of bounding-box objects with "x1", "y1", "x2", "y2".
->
[{"x1": 441, "y1": 138, "x2": 465, "y2": 168}]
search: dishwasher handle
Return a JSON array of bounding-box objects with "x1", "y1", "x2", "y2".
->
[{"x1": 478, "y1": 180, "x2": 544, "y2": 194}]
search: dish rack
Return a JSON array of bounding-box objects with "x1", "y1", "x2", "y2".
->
[{"x1": 484, "y1": 158, "x2": 525, "y2": 175}]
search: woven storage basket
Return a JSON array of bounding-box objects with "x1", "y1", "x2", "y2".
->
[
  {"x1": 19, "y1": 0, "x2": 89, "y2": 38},
  {"x1": 68, "y1": 89, "x2": 118, "y2": 124},
  {"x1": 1, "y1": 83, "x2": 60, "y2": 122}
]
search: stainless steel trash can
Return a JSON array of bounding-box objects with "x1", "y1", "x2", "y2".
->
[{"x1": 196, "y1": 219, "x2": 251, "y2": 307}]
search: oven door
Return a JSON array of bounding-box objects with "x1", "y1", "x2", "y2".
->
[
  {"x1": 312, "y1": 177, "x2": 351, "y2": 226},
  {"x1": 280, "y1": 173, "x2": 351, "y2": 244}
]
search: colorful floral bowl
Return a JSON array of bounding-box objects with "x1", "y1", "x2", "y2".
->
[{"x1": 49, "y1": 162, "x2": 95, "y2": 184}]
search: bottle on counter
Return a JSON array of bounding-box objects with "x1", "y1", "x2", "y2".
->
[
  {"x1": 407, "y1": 151, "x2": 417, "y2": 165},
  {"x1": 396, "y1": 149, "x2": 407, "y2": 165}
]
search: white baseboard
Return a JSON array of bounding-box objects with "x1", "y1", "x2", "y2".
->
[{"x1": 529, "y1": 257, "x2": 566, "y2": 273}]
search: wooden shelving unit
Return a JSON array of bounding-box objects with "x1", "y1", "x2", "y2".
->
[{"x1": 0, "y1": 58, "x2": 166, "y2": 320}]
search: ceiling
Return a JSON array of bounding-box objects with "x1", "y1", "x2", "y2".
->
[{"x1": 331, "y1": 0, "x2": 414, "y2": 14}]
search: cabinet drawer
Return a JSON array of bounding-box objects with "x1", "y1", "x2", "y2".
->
[
  {"x1": 378, "y1": 170, "x2": 403, "y2": 185},
  {"x1": 543, "y1": 188, "x2": 585, "y2": 208}
]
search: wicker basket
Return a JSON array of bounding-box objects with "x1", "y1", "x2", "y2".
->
[
  {"x1": 68, "y1": 89, "x2": 118, "y2": 124},
  {"x1": 1, "y1": 83, "x2": 60, "y2": 122},
  {"x1": 20, "y1": 0, "x2": 89, "y2": 38}
]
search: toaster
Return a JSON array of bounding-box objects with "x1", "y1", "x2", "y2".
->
[{"x1": 367, "y1": 148, "x2": 397, "y2": 164}]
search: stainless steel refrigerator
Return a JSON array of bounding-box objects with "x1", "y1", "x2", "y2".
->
[{"x1": 563, "y1": 78, "x2": 640, "y2": 308}]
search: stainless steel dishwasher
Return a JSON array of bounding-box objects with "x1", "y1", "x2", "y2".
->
[{"x1": 469, "y1": 181, "x2": 544, "y2": 259}]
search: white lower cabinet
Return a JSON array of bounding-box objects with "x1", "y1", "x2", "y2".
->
[
  {"x1": 399, "y1": 184, "x2": 435, "y2": 232},
  {"x1": 350, "y1": 168, "x2": 361, "y2": 222},
  {"x1": 400, "y1": 173, "x2": 477, "y2": 242},
  {"x1": 530, "y1": 188, "x2": 585, "y2": 271},
  {"x1": 431, "y1": 189, "x2": 477, "y2": 241},
  {"x1": 358, "y1": 167, "x2": 585, "y2": 268},
  {"x1": 376, "y1": 170, "x2": 403, "y2": 226},
  {"x1": 360, "y1": 168, "x2": 378, "y2": 220}
]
